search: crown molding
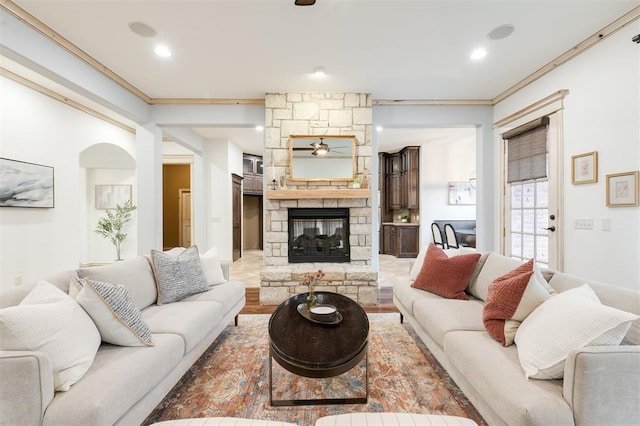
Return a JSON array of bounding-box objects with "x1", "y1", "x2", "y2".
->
[
  {"x1": 1, "y1": 67, "x2": 135, "y2": 133},
  {"x1": 2, "y1": 1, "x2": 638, "y2": 108},
  {"x1": 0, "y1": 0, "x2": 152, "y2": 103},
  {"x1": 492, "y1": 6, "x2": 640, "y2": 104}
]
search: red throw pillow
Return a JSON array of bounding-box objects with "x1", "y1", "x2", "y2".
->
[
  {"x1": 411, "y1": 243, "x2": 481, "y2": 300},
  {"x1": 482, "y1": 259, "x2": 552, "y2": 346}
]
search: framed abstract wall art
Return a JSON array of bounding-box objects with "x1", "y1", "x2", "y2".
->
[
  {"x1": 606, "y1": 171, "x2": 639, "y2": 207},
  {"x1": 95, "y1": 184, "x2": 132, "y2": 210},
  {"x1": 0, "y1": 157, "x2": 54, "y2": 208},
  {"x1": 448, "y1": 181, "x2": 476, "y2": 205},
  {"x1": 571, "y1": 151, "x2": 598, "y2": 184}
]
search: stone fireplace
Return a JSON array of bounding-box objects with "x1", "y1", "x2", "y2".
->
[{"x1": 260, "y1": 92, "x2": 378, "y2": 305}]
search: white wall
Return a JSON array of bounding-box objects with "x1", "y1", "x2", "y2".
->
[
  {"x1": 421, "y1": 138, "x2": 476, "y2": 231},
  {"x1": 0, "y1": 76, "x2": 136, "y2": 290},
  {"x1": 494, "y1": 24, "x2": 640, "y2": 289},
  {"x1": 205, "y1": 139, "x2": 243, "y2": 261}
]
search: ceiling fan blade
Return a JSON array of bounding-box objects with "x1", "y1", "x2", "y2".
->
[{"x1": 295, "y1": 0, "x2": 316, "y2": 5}]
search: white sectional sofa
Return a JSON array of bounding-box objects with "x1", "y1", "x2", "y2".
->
[
  {"x1": 0, "y1": 249, "x2": 245, "y2": 426},
  {"x1": 393, "y1": 246, "x2": 640, "y2": 426}
]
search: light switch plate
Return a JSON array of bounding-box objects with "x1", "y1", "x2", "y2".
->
[
  {"x1": 574, "y1": 218, "x2": 593, "y2": 230},
  {"x1": 601, "y1": 218, "x2": 611, "y2": 231}
]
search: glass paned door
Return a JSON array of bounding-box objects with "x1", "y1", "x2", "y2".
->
[{"x1": 508, "y1": 179, "x2": 549, "y2": 266}]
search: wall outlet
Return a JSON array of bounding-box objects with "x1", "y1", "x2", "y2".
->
[
  {"x1": 573, "y1": 218, "x2": 593, "y2": 230},
  {"x1": 14, "y1": 274, "x2": 23, "y2": 286}
]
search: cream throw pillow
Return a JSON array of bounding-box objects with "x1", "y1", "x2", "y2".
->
[
  {"x1": 0, "y1": 281, "x2": 101, "y2": 391},
  {"x1": 200, "y1": 247, "x2": 227, "y2": 286},
  {"x1": 515, "y1": 284, "x2": 638, "y2": 379},
  {"x1": 75, "y1": 278, "x2": 154, "y2": 346}
]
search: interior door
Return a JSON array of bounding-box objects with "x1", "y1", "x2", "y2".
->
[
  {"x1": 178, "y1": 189, "x2": 191, "y2": 248},
  {"x1": 501, "y1": 112, "x2": 563, "y2": 270}
]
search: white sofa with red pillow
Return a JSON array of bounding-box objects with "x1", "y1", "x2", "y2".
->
[{"x1": 393, "y1": 245, "x2": 640, "y2": 426}]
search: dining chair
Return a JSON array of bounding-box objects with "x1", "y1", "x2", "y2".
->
[
  {"x1": 431, "y1": 223, "x2": 445, "y2": 248},
  {"x1": 444, "y1": 223, "x2": 461, "y2": 249}
]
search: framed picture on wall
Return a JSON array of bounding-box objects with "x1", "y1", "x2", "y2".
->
[
  {"x1": 571, "y1": 151, "x2": 598, "y2": 184},
  {"x1": 606, "y1": 171, "x2": 639, "y2": 207},
  {"x1": 0, "y1": 157, "x2": 54, "y2": 208},
  {"x1": 448, "y1": 182, "x2": 476, "y2": 205},
  {"x1": 95, "y1": 184, "x2": 132, "y2": 210}
]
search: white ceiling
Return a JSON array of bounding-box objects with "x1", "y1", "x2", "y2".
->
[{"x1": 6, "y1": 0, "x2": 638, "y2": 153}]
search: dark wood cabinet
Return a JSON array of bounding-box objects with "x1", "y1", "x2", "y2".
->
[
  {"x1": 242, "y1": 154, "x2": 263, "y2": 195},
  {"x1": 380, "y1": 146, "x2": 419, "y2": 211},
  {"x1": 381, "y1": 224, "x2": 419, "y2": 258},
  {"x1": 232, "y1": 173, "x2": 243, "y2": 261}
]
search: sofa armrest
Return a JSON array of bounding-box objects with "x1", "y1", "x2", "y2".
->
[
  {"x1": 220, "y1": 260, "x2": 230, "y2": 281},
  {"x1": 0, "y1": 350, "x2": 54, "y2": 426},
  {"x1": 563, "y1": 345, "x2": 640, "y2": 426}
]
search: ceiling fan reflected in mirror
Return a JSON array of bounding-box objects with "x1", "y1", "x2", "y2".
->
[{"x1": 311, "y1": 139, "x2": 329, "y2": 156}]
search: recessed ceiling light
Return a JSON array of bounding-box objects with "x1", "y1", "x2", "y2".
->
[
  {"x1": 470, "y1": 48, "x2": 487, "y2": 60},
  {"x1": 488, "y1": 24, "x2": 515, "y2": 40},
  {"x1": 255, "y1": 125, "x2": 264, "y2": 131},
  {"x1": 155, "y1": 44, "x2": 172, "y2": 58},
  {"x1": 312, "y1": 66, "x2": 326, "y2": 77},
  {"x1": 128, "y1": 21, "x2": 157, "y2": 37},
  {"x1": 376, "y1": 126, "x2": 383, "y2": 132}
]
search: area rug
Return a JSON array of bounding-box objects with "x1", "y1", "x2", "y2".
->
[{"x1": 143, "y1": 314, "x2": 486, "y2": 426}]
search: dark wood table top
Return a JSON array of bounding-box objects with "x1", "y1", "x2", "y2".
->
[{"x1": 268, "y1": 292, "x2": 369, "y2": 378}]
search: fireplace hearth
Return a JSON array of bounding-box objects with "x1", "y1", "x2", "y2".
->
[{"x1": 288, "y1": 208, "x2": 350, "y2": 263}]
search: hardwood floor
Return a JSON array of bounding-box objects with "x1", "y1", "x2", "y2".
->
[{"x1": 240, "y1": 286, "x2": 398, "y2": 315}]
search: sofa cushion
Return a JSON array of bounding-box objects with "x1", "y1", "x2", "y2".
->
[
  {"x1": 413, "y1": 298, "x2": 485, "y2": 346},
  {"x1": 393, "y1": 278, "x2": 444, "y2": 317},
  {"x1": 77, "y1": 256, "x2": 158, "y2": 310},
  {"x1": 142, "y1": 301, "x2": 226, "y2": 353},
  {"x1": 181, "y1": 280, "x2": 245, "y2": 306},
  {"x1": 151, "y1": 246, "x2": 210, "y2": 304},
  {"x1": 0, "y1": 281, "x2": 101, "y2": 391},
  {"x1": 482, "y1": 259, "x2": 551, "y2": 346},
  {"x1": 515, "y1": 284, "x2": 638, "y2": 380},
  {"x1": 75, "y1": 278, "x2": 153, "y2": 347},
  {"x1": 443, "y1": 330, "x2": 574, "y2": 426},
  {"x1": 412, "y1": 243, "x2": 481, "y2": 300},
  {"x1": 43, "y1": 333, "x2": 184, "y2": 426},
  {"x1": 314, "y1": 413, "x2": 479, "y2": 426}
]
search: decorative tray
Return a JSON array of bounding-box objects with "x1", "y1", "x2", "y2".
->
[{"x1": 297, "y1": 303, "x2": 343, "y2": 326}]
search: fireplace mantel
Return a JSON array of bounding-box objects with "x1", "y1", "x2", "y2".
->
[{"x1": 266, "y1": 189, "x2": 372, "y2": 200}]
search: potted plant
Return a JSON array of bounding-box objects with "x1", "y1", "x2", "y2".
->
[{"x1": 95, "y1": 200, "x2": 137, "y2": 261}]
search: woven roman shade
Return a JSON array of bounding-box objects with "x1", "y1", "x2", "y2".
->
[{"x1": 503, "y1": 117, "x2": 549, "y2": 183}]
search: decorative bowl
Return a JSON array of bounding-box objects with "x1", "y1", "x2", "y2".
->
[{"x1": 308, "y1": 304, "x2": 338, "y2": 322}]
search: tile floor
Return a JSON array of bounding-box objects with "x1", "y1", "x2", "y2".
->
[{"x1": 229, "y1": 250, "x2": 415, "y2": 288}]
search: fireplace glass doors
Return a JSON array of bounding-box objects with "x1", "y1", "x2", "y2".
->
[{"x1": 288, "y1": 208, "x2": 350, "y2": 263}]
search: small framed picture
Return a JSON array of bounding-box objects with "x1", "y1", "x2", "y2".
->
[
  {"x1": 448, "y1": 182, "x2": 476, "y2": 205},
  {"x1": 95, "y1": 184, "x2": 132, "y2": 210},
  {"x1": 571, "y1": 151, "x2": 597, "y2": 184},
  {"x1": 606, "y1": 171, "x2": 639, "y2": 207}
]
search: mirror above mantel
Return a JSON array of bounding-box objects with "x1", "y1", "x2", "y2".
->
[{"x1": 289, "y1": 135, "x2": 356, "y2": 181}]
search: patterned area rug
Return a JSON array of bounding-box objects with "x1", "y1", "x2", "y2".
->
[{"x1": 144, "y1": 314, "x2": 486, "y2": 426}]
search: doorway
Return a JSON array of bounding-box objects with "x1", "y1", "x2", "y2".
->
[
  {"x1": 243, "y1": 195, "x2": 263, "y2": 250},
  {"x1": 163, "y1": 164, "x2": 191, "y2": 250}
]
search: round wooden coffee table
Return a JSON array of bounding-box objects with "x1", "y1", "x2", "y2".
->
[{"x1": 268, "y1": 291, "x2": 369, "y2": 406}]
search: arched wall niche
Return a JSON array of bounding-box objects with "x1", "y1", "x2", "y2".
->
[{"x1": 79, "y1": 143, "x2": 137, "y2": 264}]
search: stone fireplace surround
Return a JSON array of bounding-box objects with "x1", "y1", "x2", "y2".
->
[{"x1": 260, "y1": 92, "x2": 378, "y2": 305}]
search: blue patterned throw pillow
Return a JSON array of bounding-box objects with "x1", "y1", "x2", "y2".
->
[{"x1": 151, "y1": 245, "x2": 209, "y2": 304}]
